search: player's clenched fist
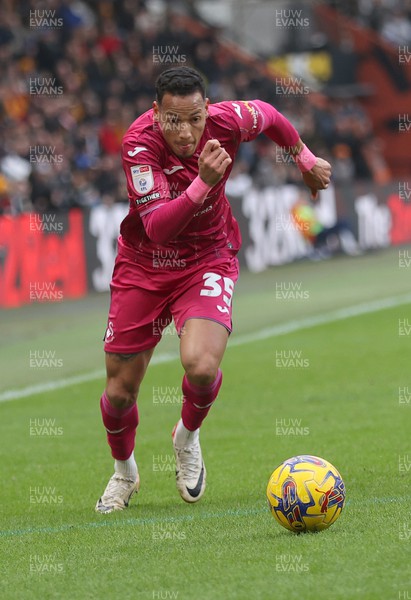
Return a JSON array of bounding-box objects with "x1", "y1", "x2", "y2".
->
[
  {"x1": 302, "y1": 158, "x2": 332, "y2": 200},
  {"x1": 198, "y1": 139, "x2": 232, "y2": 187}
]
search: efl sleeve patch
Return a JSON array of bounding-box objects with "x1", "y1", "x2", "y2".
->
[{"x1": 130, "y1": 165, "x2": 154, "y2": 194}]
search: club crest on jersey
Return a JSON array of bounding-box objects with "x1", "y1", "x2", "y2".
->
[
  {"x1": 130, "y1": 164, "x2": 154, "y2": 194},
  {"x1": 104, "y1": 321, "x2": 114, "y2": 343}
]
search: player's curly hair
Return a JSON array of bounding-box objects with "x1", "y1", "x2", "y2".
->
[{"x1": 155, "y1": 67, "x2": 206, "y2": 103}]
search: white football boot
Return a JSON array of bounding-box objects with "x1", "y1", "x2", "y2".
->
[
  {"x1": 172, "y1": 421, "x2": 206, "y2": 503},
  {"x1": 95, "y1": 470, "x2": 140, "y2": 514}
]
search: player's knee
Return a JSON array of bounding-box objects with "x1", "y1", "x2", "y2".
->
[
  {"x1": 106, "y1": 381, "x2": 139, "y2": 409},
  {"x1": 183, "y1": 354, "x2": 219, "y2": 386}
]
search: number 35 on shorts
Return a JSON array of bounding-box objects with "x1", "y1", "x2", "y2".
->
[{"x1": 200, "y1": 272, "x2": 234, "y2": 314}]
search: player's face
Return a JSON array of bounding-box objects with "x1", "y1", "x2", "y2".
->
[{"x1": 153, "y1": 92, "x2": 209, "y2": 158}]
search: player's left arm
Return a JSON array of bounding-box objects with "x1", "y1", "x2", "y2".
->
[
  {"x1": 252, "y1": 99, "x2": 331, "y2": 200},
  {"x1": 226, "y1": 99, "x2": 331, "y2": 200},
  {"x1": 287, "y1": 137, "x2": 331, "y2": 201}
]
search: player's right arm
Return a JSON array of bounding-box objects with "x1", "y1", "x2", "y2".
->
[{"x1": 122, "y1": 138, "x2": 231, "y2": 245}]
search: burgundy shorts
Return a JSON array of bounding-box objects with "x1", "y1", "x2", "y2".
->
[{"x1": 103, "y1": 248, "x2": 240, "y2": 354}]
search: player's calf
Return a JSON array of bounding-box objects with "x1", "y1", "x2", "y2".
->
[
  {"x1": 96, "y1": 392, "x2": 140, "y2": 513},
  {"x1": 181, "y1": 369, "x2": 222, "y2": 430},
  {"x1": 172, "y1": 369, "x2": 223, "y2": 502}
]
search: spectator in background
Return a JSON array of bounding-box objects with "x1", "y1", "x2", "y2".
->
[
  {"x1": 328, "y1": 0, "x2": 411, "y2": 46},
  {"x1": 380, "y1": 7, "x2": 411, "y2": 45},
  {"x1": 0, "y1": 0, "x2": 391, "y2": 215}
]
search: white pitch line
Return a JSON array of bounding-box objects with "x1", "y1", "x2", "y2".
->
[
  {"x1": 1, "y1": 292, "x2": 410, "y2": 404},
  {"x1": 0, "y1": 352, "x2": 179, "y2": 403},
  {"x1": 229, "y1": 292, "x2": 411, "y2": 347}
]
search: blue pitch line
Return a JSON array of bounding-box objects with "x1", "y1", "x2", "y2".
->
[
  {"x1": 0, "y1": 506, "x2": 264, "y2": 538},
  {"x1": 1, "y1": 497, "x2": 410, "y2": 539}
]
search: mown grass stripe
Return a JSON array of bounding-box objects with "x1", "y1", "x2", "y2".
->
[{"x1": 1, "y1": 292, "x2": 410, "y2": 404}]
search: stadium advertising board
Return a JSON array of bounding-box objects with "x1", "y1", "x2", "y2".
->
[
  {"x1": 0, "y1": 210, "x2": 87, "y2": 308},
  {"x1": 230, "y1": 179, "x2": 408, "y2": 271},
  {"x1": 0, "y1": 180, "x2": 409, "y2": 306}
]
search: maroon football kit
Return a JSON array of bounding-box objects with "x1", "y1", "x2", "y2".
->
[
  {"x1": 96, "y1": 88, "x2": 323, "y2": 512},
  {"x1": 104, "y1": 100, "x2": 299, "y2": 353}
]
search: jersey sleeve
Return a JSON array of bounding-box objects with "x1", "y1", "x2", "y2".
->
[
  {"x1": 221, "y1": 100, "x2": 266, "y2": 143},
  {"x1": 221, "y1": 100, "x2": 300, "y2": 147},
  {"x1": 122, "y1": 137, "x2": 170, "y2": 216}
]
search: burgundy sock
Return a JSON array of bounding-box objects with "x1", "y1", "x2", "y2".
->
[
  {"x1": 100, "y1": 391, "x2": 138, "y2": 460},
  {"x1": 181, "y1": 369, "x2": 223, "y2": 431}
]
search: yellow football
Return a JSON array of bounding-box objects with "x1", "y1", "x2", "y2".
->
[{"x1": 267, "y1": 455, "x2": 346, "y2": 532}]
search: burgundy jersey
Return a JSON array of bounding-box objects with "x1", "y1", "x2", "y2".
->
[{"x1": 119, "y1": 100, "x2": 265, "y2": 267}]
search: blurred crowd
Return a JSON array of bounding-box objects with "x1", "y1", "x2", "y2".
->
[
  {"x1": 327, "y1": 0, "x2": 411, "y2": 45},
  {"x1": 0, "y1": 0, "x2": 392, "y2": 215}
]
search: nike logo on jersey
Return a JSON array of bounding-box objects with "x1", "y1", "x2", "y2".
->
[
  {"x1": 127, "y1": 146, "x2": 147, "y2": 157},
  {"x1": 163, "y1": 165, "x2": 184, "y2": 175}
]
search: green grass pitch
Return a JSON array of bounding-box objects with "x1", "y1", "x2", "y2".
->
[{"x1": 0, "y1": 247, "x2": 410, "y2": 599}]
